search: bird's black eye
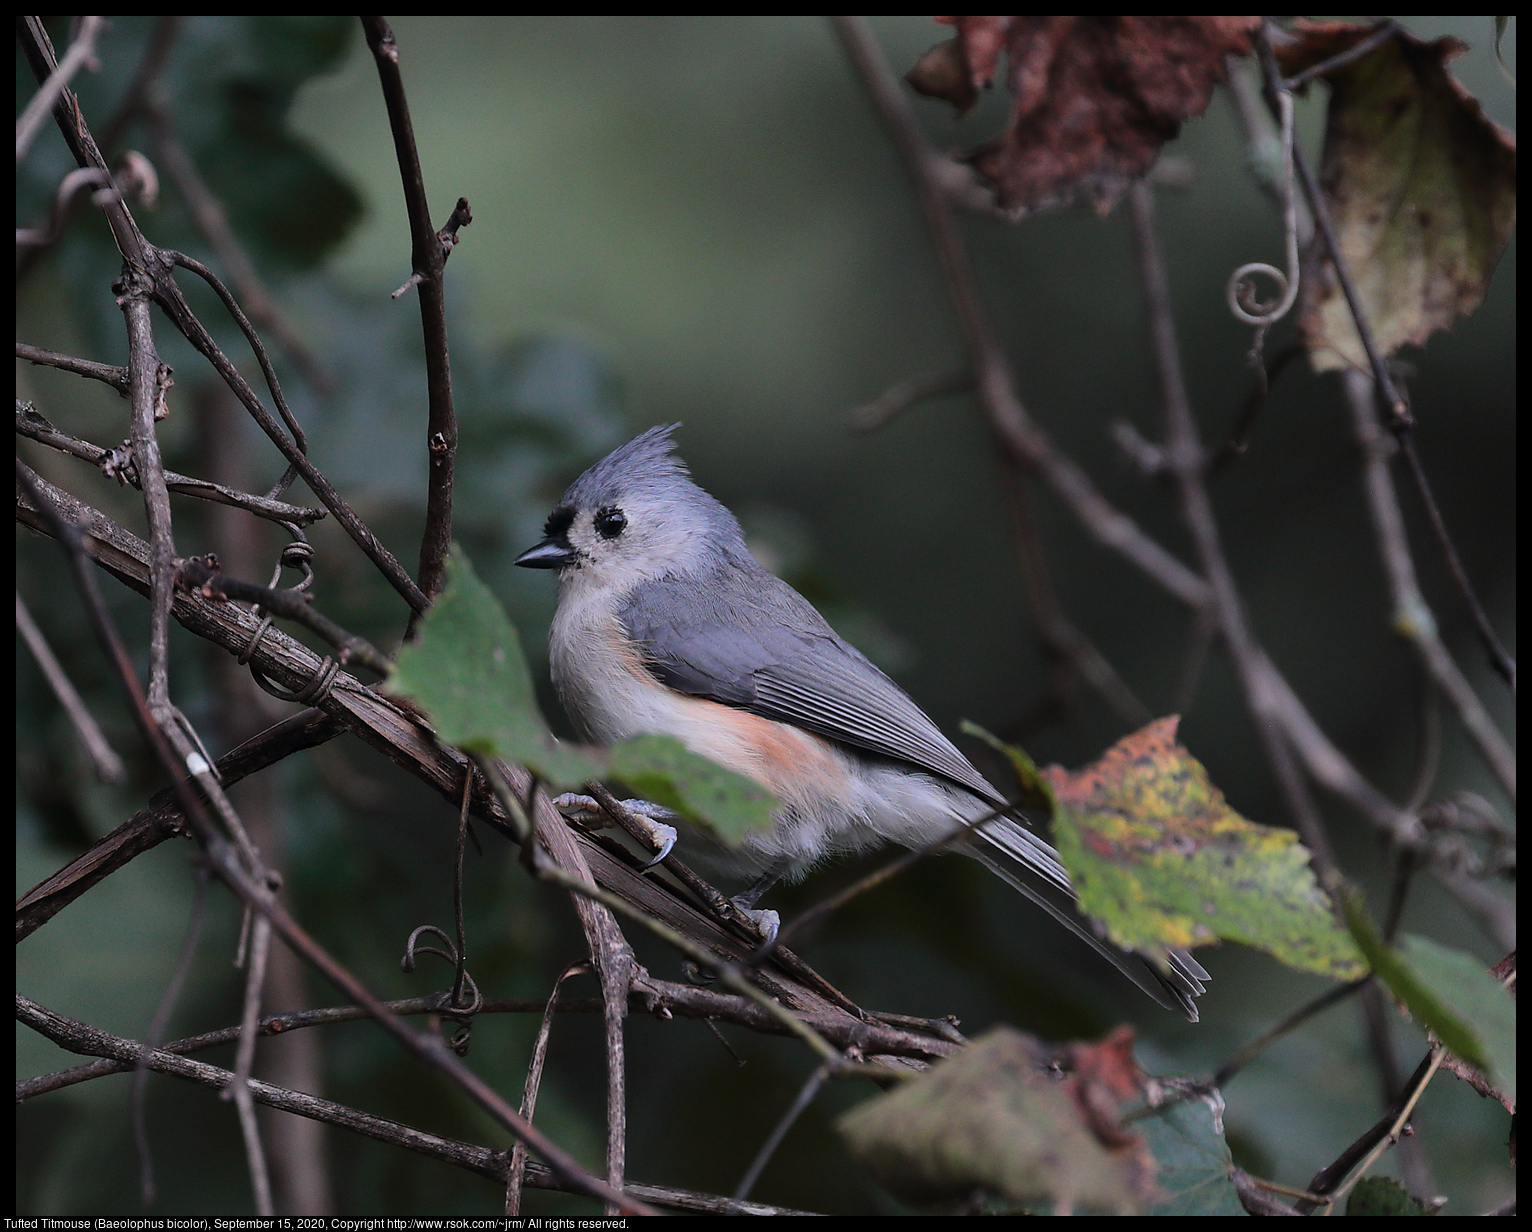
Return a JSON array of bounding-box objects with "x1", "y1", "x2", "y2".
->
[{"x1": 594, "y1": 506, "x2": 627, "y2": 539}]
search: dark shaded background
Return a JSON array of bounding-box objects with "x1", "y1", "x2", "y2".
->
[{"x1": 17, "y1": 16, "x2": 1514, "y2": 1215}]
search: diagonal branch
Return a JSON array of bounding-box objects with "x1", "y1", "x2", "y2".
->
[
  {"x1": 831, "y1": 16, "x2": 1211, "y2": 612},
  {"x1": 1341, "y1": 370, "x2": 1514, "y2": 801},
  {"x1": 1125, "y1": 180, "x2": 1338, "y2": 882}
]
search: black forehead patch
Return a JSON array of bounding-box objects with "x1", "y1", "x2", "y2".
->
[{"x1": 543, "y1": 504, "x2": 575, "y2": 539}]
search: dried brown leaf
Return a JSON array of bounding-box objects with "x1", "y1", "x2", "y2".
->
[{"x1": 908, "y1": 17, "x2": 1258, "y2": 217}]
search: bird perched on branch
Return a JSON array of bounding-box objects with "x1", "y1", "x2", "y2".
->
[{"x1": 516, "y1": 424, "x2": 1207, "y2": 1020}]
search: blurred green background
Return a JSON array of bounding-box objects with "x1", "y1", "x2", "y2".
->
[{"x1": 17, "y1": 16, "x2": 1514, "y2": 1215}]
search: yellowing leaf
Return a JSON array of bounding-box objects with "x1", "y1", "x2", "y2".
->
[
  {"x1": 1279, "y1": 22, "x2": 1517, "y2": 372},
  {"x1": 1041, "y1": 717, "x2": 1366, "y2": 979}
]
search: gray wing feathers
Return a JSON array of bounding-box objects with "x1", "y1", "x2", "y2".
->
[
  {"x1": 619, "y1": 566, "x2": 1004, "y2": 804},
  {"x1": 621, "y1": 567, "x2": 1209, "y2": 1020},
  {"x1": 972, "y1": 817, "x2": 1208, "y2": 1021}
]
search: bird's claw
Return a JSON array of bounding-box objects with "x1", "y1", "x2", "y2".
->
[
  {"x1": 730, "y1": 902, "x2": 780, "y2": 947},
  {"x1": 639, "y1": 821, "x2": 678, "y2": 868}
]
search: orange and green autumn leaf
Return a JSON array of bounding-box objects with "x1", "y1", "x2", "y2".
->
[
  {"x1": 1278, "y1": 21, "x2": 1516, "y2": 373},
  {"x1": 1038, "y1": 717, "x2": 1367, "y2": 980}
]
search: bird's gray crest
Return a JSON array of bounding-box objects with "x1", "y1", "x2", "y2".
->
[{"x1": 563, "y1": 422, "x2": 689, "y2": 509}]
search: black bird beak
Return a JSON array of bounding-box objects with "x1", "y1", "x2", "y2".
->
[{"x1": 514, "y1": 537, "x2": 577, "y2": 569}]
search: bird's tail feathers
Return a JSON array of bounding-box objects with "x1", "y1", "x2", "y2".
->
[{"x1": 967, "y1": 814, "x2": 1209, "y2": 1022}]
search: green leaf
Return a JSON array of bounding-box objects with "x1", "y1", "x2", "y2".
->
[
  {"x1": 1345, "y1": 1175, "x2": 1433, "y2": 1216},
  {"x1": 1040, "y1": 717, "x2": 1366, "y2": 979},
  {"x1": 1140, "y1": 1096, "x2": 1247, "y2": 1217},
  {"x1": 609, "y1": 733, "x2": 776, "y2": 844},
  {"x1": 837, "y1": 1027, "x2": 1155, "y2": 1215},
  {"x1": 388, "y1": 547, "x2": 604, "y2": 789},
  {"x1": 1342, "y1": 896, "x2": 1516, "y2": 1103},
  {"x1": 1275, "y1": 23, "x2": 1517, "y2": 372}
]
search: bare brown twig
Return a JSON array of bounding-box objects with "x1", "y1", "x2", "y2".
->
[
  {"x1": 16, "y1": 995, "x2": 817, "y2": 1216},
  {"x1": 15, "y1": 15, "x2": 106, "y2": 162},
  {"x1": 16, "y1": 399, "x2": 327, "y2": 526},
  {"x1": 360, "y1": 16, "x2": 467, "y2": 622}
]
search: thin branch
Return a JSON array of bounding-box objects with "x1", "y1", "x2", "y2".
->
[
  {"x1": 733, "y1": 1063, "x2": 830, "y2": 1202},
  {"x1": 19, "y1": 972, "x2": 957, "y2": 1107},
  {"x1": 1003, "y1": 466, "x2": 1153, "y2": 732},
  {"x1": 1126, "y1": 180, "x2": 1337, "y2": 882},
  {"x1": 759, "y1": 814, "x2": 981, "y2": 965},
  {"x1": 132, "y1": 864, "x2": 210, "y2": 1204},
  {"x1": 15, "y1": 588, "x2": 126, "y2": 782},
  {"x1": 1297, "y1": 1047, "x2": 1444, "y2": 1213},
  {"x1": 15, "y1": 342, "x2": 129, "y2": 395},
  {"x1": 1231, "y1": 1168, "x2": 1305, "y2": 1216},
  {"x1": 1341, "y1": 369, "x2": 1513, "y2": 801},
  {"x1": 118, "y1": 279, "x2": 177, "y2": 713},
  {"x1": 228, "y1": 914, "x2": 276, "y2": 1215},
  {"x1": 506, "y1": 962, "x2": 590, "y2": 1216},
  {"x1": 1279, "y1": 20, "x2": 1400, "y2": 93},
  {"x1": 360, "y1": 16, "x2": 465, "y2": 618},
  {"x1": 850, "y1": 368, "x2": 972, "y2": 433},
  {"x1": 1252, "y1": 27, "x2": 1515, "y2": 693},
  {"x1": 1212, "y1": 979, "x2": 1368, "y2": 1088},
  {"x1": 15, "y1": 15, "x2": 106, "y2": 162},
  {"x1": 96, "y1": 15, "x2": 182, "y2": 154},
  {"x1": 17, "y1": 399, "x2": 327, "y2": 526},
  {"x1": 1208, "y1": 342, "x2": 1303, "y2": 474}
]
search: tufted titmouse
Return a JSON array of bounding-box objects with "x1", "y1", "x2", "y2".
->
[{"x1": 516, "y1": 425, "x2": 1207, "y2": 1019}]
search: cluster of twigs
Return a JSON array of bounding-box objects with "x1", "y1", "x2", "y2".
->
[{"x1": 16, "y1": 15, "x2": 1514, "y2": 1217}]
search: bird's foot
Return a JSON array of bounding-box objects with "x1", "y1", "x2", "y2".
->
[
  {"x1": 729, "y1": 900, "x2": 780, "y2": 947},
  {"x1": 551, "y1": 793, "x2": 677, "y2": 867}
]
